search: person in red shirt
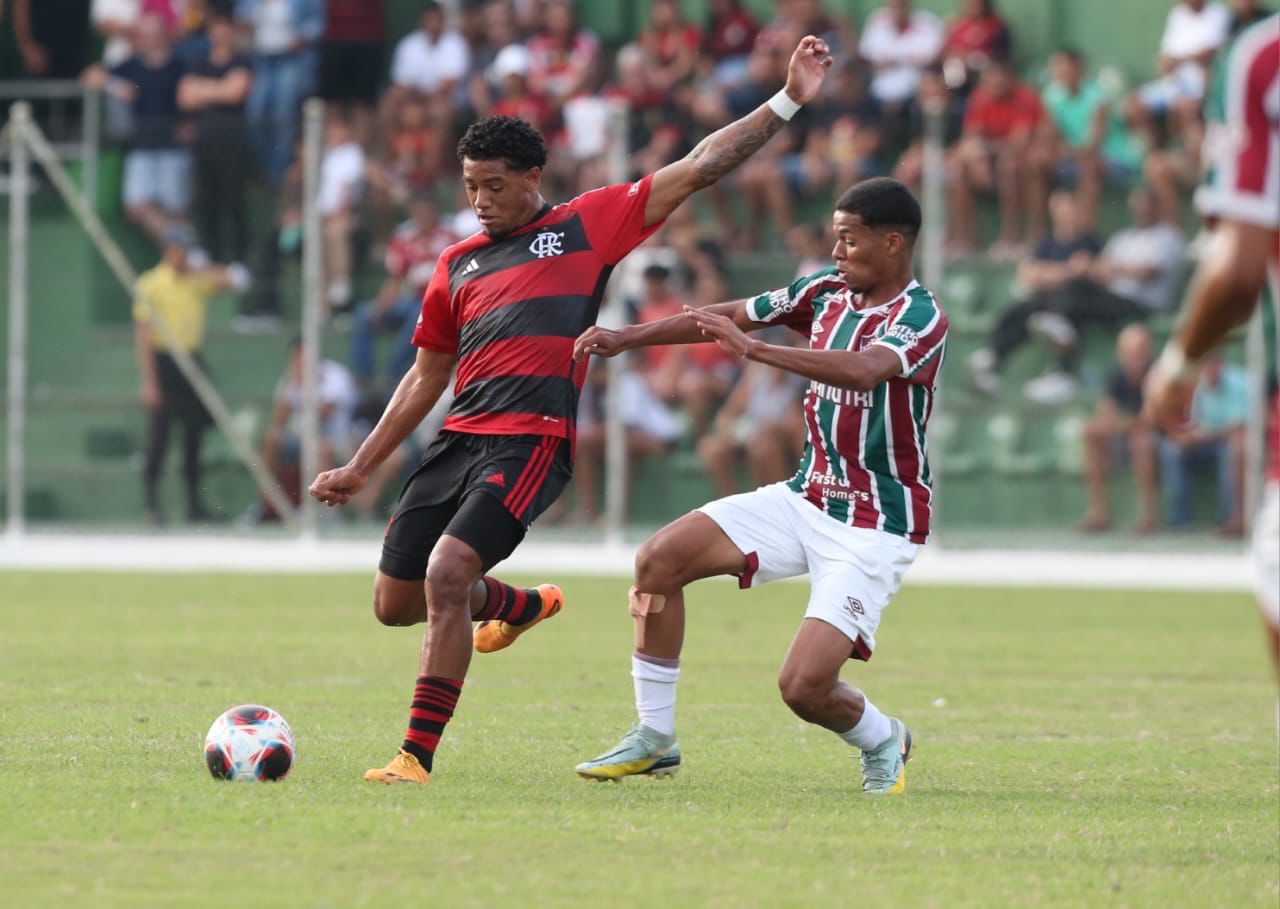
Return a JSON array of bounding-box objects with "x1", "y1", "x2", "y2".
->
[
  {"x1": 640, "y1": 0, "x2": 702, "y2": 93},
  {"x1": 703, "y1": 0, "x2": 759, "y2": 88},
  {"x1": 350, "y1": 195, "x2": 456, "y2": 392},
  {"x1": 487, "y1": 44, "x2": 555, "y2": 136},
  {"x1": 317, "y1": 0, "x2": 385, "y2": 143},
  {"x1": 940, "y1": 0, "x2": 1011, "y2": 94},
  {"x1": 946, "y1": 60, "x2": 1046, "y2": 257},
  {"x1": 308, "y1": 37, "x2": 834, "y2": 786},
  {"x1": 526, "y1": 0, "x2": 600, "y2": 112}
]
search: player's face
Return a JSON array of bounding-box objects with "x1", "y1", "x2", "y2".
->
[
  {"x1": 831, "y1": 211, "x2": 900, "y2": 294},
  {"x1": 462, "y1": 158, "x2": 542, "y2": 238}
]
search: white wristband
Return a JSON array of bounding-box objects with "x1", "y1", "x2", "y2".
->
[
  {"x1": 767, "y1": 89, "x2": 802, "y2": 122},
  {"x1": 1157, "y1": 342, "x2": 1197, "y2": 382}
]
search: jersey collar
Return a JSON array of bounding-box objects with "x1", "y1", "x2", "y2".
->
[{"x1": 850, "y1": 279, "x2": 920, "y2": 315}]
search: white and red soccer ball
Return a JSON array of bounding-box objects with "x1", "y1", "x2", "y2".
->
[{"x1": 204, "y1": 705, "x2": 295, "y2": 782}]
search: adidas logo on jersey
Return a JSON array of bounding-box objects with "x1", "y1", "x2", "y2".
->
[{"x1": 462, "y1": 258, "x2": 480, "y2": 275}]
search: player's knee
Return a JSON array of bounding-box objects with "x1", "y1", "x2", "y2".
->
[
  {"x1": 424, "y1": 558, "x2": 473, "y2": 610},
  {"x1": 634, "y1": 534, "x2": 684, "y2": 592},
  {"x1": 777, "y1": 670, "x2": 825, "y2": 721},
  {"x1": 371, "y1": 589, "x2": 416, "y2": 627}
]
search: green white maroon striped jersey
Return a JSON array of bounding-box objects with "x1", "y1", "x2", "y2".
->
[{"x1": 746, "y1": 267, "x2": 949, "y2": 543}]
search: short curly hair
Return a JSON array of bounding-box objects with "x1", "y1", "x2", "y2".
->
[{"x1": 456, "y1": 116, "x2": 548, "y2": 172}]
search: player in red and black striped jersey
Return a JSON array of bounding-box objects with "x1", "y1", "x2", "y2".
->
[{"x1": 307, "y1": 37, "x2": 834, "y2": 784}]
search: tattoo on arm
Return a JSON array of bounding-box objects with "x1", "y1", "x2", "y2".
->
[{"x1": 684, "y1": 107, "x2": 786, "y2": 188}]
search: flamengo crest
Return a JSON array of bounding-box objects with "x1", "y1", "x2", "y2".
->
[{"x1": 529, "y1": 231, "x2": 566, "y2": 259}]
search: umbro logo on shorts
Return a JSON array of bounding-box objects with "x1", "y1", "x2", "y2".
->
[{"x1": 844, "y1": 597, "x2": 865, "y2": 617}]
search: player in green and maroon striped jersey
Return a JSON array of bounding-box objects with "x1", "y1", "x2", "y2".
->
[{"x1": 571, "y1": 178, "x2": 948, "y2": 793}]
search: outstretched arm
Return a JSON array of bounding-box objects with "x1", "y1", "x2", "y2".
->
[
  {"x1": 642, "y1": 35, "x2": 832, "y2": 228},
  {"x1": 573, "y1": 300, "x2": 765, "y2": 360},
  {"x1": 1144, "y1": 219, "x2": 1275, "y2": 431},
  {"x1": 688, "y1": 308, "x2": 903, "y2": 392}
]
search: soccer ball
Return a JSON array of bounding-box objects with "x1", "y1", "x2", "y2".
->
[{"x1": 204, "y1": 704, "x2": 295, "y2": 782}]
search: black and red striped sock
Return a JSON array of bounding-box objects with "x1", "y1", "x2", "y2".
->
[
  {"x1": 474, "y1": 577, "x2": 543, "y2": 626},
  {"x1": 401, "y1": 676, "x2": 463, "y2": 772}
]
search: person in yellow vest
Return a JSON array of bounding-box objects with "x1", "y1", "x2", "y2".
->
[{"x1": 134, "y1": 224, "x2": 247, "y2": 524}]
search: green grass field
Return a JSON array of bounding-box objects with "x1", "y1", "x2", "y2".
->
[{"x1": 1, "y1": 571, "x2": 1276, "y2": 908}]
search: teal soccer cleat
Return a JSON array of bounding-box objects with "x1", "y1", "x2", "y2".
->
[
  {"x1": 576, "y1": 725, "x2": 681, "y2": 781},
  {"x1": 860, "y1": 717, "x2": 912, "y2": 795}
]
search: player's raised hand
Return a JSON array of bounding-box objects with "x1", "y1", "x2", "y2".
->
[
  {"x1": 784, "y1": 36, "x2": 834, "y2": 105},
  {"x1": 573, "y1": 325, "x2": 628, "y2": 361},
  {"x1": 686, "y1": 307, "x2": 751, "y2": 358},
  {"x1": 308, "y1": 464, "x2": 368, "y2": 507}
]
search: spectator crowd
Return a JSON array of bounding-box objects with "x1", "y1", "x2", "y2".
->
[{"x1": 4, "y1": 0, "x2": 1263, "y2": 533}]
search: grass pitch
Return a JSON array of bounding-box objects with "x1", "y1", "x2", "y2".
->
[{"x1": 0, "y1": 571, "x2": 1276, "y2": 908}]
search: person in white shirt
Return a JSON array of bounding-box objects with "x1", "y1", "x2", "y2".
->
[
  {"x1": 316, "y1": 113, "x2": 366, "y2": 311},
  {"x1": 388, "y1": 1, "x2": 471, "y2": 112},
  {"x1": 1140, "y1": 0, "x2": 1232, "y2": 109},
  {"x1": 858, "y1": 0, "x2": 943, "y2": 109}
]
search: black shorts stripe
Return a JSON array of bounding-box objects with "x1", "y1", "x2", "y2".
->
[
  {"x1": 457, "y1": 295, "x2": 595, "y2": 360},
  {"x1": 449, "y1": 374, "x2": 578, "y2": 421}
]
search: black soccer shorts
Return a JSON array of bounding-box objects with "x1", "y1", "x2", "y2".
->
[{"x1": 379, "y1": 431, "x2": 572, "y2": 580}]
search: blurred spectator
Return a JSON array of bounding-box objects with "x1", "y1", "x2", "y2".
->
[
  {"x1": 967, "y1": 189, "x2": 1101, "y2": 395},
  {"x1": 368, "y1": 92, "x2": 445, "y2": 213},
  {"x1": 698, "y1": 330, "x2": 806, "y2": 498},
  {"x1": 1138, "y1": 0, "x2": 1231, "y2": 115},
  {"x1": 635, "y1": 264, "x2": 737, "y2": 437},
  {"x1": 739, "y1": 61, "x2": 882, "y2": 244},
  {"x1": 946, "y1": 60, "x2": 1046, "y2": 258},
  {"x1": 350, "y1": 195, "x2": 457, "y2": 393},
  {"x1": 787, "y1": 223, "x2": 831, "y2": 277},
  {"x1": 237, "y1": 0, "x2": 324, "y2": 184},
  {"x1": 317, "y1": 0, "x2": 386, "y2": 144},
  {"x1": 758, "y1": 0, "x2": 844, "y2": 54},
  {"x1": 93, "y1": 0, "x2": 143, "y2": 68},
  {"x1": 256, "y1": 339, "x2": 359, "y2": 521},
  {"x1": 939, "y1": 0, "x2": 1011, "y2": 94},
  {"x1": 1078, "y1": 324, "x2": 1159, "y2": 534},
  {"x1": 701, "y1": 0, "x2": 759, "y2": 89},
  {"x1": 1226, "y1": 0, "x2": 1271, "y2": 32},
  {"x1": 487, "y1": 43, "x2": 555, "y2": 134},
  {"x1": 640, "y1": 0, "x2": 702, "y2": 94},
  {"x1": 82, "y1": 13, "x2": 190, "y2": 243},
  {"x1": 174, "y1": 0, "x2": 214, "y2": 65},
  {"x1": 1020, "y1": 188, "x2": 1185, "y2": 404},
  {"x1": 1158, "y1": 354, "x2": 1248, "y2": 534},
  {"x1": 1039, "y1": 49, "x2": 1144, "y2": 230},
  {"x1": 179, "y1": 4, "x2": 253, "y2": 267},
  {"x1": 859, "y1": 0, "x2": 944, "y2": 118},
  {"x1": 893, "y1": 63, "x2": 966, "y2": 190},
  {"x1": 134, "y1": 224, "x2": 247, "y2": 525},
  {"x1": 388, "y1": 1, "x2": 471, "y2": 122},
  {"x1": 526, "y1": 0, "x2": 601, "y2": 112},
  {"x1": 240, "y1": 139, "x2": 303, "y2": 328},
  {"x1": 573, "y1": 360, "x2": 681, "y2": 525},
  {"x1": 316, "y1": 112, "x2": 365, "y2": 312},
  {"x1": 464, "y1": 1, "x2": 525, "y2": 116},
  {"x1": 13, "y1": 0, "x2": 91, "y2": 78}
]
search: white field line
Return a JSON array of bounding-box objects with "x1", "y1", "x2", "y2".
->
[{"x1": 0, "y1": 532, "x2": 1252, "y2": 593}]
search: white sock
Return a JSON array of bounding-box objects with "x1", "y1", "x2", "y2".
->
[
  {"x1": 632, "y1": 652, "x2": 680, "y2": 737},
  {"x1": 836, "y1": 696, "x2": 892, "y2": 752}
]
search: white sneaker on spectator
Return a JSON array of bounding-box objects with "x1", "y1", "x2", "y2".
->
[
  {"x1": 1023, "y1": 371, "x2": 1079, "y2": 406},
  {"x1": 967, "y1": 348, "x2": 1000, "y2": 397},
  {"x1": 327, "y1": 280, "x2": 352, "y2": 309},
  {"x1": 1027, "y1": 312, "x2": 1078, "y2": 350}
]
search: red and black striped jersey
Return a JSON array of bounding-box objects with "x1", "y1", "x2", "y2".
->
[{"x1": 412, "y1": 175, "x2": 664, "y2": 441}]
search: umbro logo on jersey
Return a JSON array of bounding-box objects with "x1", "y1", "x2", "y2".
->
[
  {"x1": 462, "y1": 258, "x2": 479, "y2": 274},
  {"x1": 811, "y1": 321, "x2": 825, "y2": 335},
  {"x1": 529, "y1": 231, "x2": 566, "y2": 258},
  {"x1": 844, "y1": 597, "x2": 865, "y2": 617}
]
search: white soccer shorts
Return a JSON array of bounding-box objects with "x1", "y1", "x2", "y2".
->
[
  {"x1": 697, "y1": 482, "x2": 920, "y2": 660},
  {"x1": 1254, "y1": 482, "x2": 1280, "y2": 632}
]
